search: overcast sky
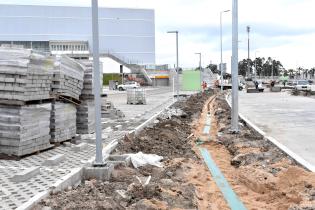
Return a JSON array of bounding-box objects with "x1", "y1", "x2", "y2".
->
[{"x1": 1, "y1": 0, "x2": 315, "y2": 70}]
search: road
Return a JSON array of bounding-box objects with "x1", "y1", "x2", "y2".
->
[{"x1": 238, "y1": 91, "x2": 315, "y2": 168}]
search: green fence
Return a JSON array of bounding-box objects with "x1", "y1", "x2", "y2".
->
[
  {"x1": 182, "y1": 70, "x2": 201, "y2": 91},
  {"x1": 103, "y1": 73, "x2": 122, "y2": 86}
]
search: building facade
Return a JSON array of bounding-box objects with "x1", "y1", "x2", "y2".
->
[{"x1": 0, "y1": 4, "x2": 155, "y2": 64}]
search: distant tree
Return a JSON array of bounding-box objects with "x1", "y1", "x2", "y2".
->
[{"x1": 206, "y1": 64, "x2": 218, "y2": 73}]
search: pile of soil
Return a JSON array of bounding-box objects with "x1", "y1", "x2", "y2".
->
[
  {"x1": 208, "y1": 94, "x2": 315, "y2": 210},
  {"x1": 35, "y1": 90, "x2": 215, "y2": 210},
  {"x1": 117, "y1": 90, "x2": 214, "y2": 159}
]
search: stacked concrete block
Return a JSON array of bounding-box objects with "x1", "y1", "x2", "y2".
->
[
  {"x1": 52, "y1": 56, "x2": 84, "y2": 100},
  {"x1": 76, "y1": 100, "x2": 95, "y2": 134},
  {"x1": 50, "y1": 102, "x2": 76, "y2": 143},
  {"x1": 78, "y1": 60, "x2": 103, "y2": 100},
  {"x1": 0, "y1": 47, "x2": 54, "y2": 102},
  {"x1": 0, "y1": 103, "x2": 52, "y2": 156}
]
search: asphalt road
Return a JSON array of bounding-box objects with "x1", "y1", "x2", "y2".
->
[{"x1": 238, "y1": 90, "x2": 315, "y2": 167}]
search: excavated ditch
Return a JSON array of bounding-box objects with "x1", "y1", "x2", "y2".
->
[{"x1": 34, "y1": 90, "x2": 214, "y2": 210}]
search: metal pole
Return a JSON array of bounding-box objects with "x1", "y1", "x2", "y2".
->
[
  {"x1": 247, "y1": 26, "x2": 250, "y2": 78},
  {"x1": 231, "y1": 0, "x2": 239, "y2": 132},
  {"x1": 176, "y1": 32, "x2": 179, "y2": 98},
  {"x1": 91, "y1": 0, "x2": 104, "y2": 166},
  {"x1": 220, "y1": 12, "x2": 223, "y2": 91},
  {"x1": 200, "y1": 53, "x2": 202, "y2": 86}
]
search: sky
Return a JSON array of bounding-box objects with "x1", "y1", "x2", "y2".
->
[{"x1": 1, "y1": 0, "x2": 315, "y2": 70}]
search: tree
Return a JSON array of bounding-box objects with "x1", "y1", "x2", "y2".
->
[
  {"x1": 238, "y1": 59, "x2": 253, "y2": 76},
  {"x1": 206, "y1": 64, "x2": 218, "y2": 73}
]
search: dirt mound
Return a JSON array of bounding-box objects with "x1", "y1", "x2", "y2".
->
[
  {"x1": 117, "y1": 90, "x2": 214, "y2": 159},
  {"x1": 210, "y1": 95, "x2": 315, "y2": 209}
]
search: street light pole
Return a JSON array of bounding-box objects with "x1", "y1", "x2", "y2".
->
[
  {"x1": 220, "y1": 10, "x2": 230, "y2": 92},
  {"x1": 195, "y1": 52, "x2": 202, "y2": 87},
  {"x1": 91, "y1": 0, "x2": 104, "y2": 166},
  {"x1": 247, "y1": 25, "x2": 250, "y2": 79},
  {"x1": 231, "y1": 0, "x2": 239, "y2": 132},
  {"x1": 167, "y1": 31, "x2": 179, "y2": 98}
]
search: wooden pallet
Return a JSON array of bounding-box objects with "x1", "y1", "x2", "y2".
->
[{"x1": 0, "y1": 97, "x2": 54, "y2": 106}]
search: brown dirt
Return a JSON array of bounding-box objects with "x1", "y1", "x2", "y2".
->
[
  {"x1": 34, "y1": 90, "x2": 315, "y2": 210},
  {"x1": 201, "y1": 93, "x2": 315, "y2": 210},
  {"x1": 34, "y1": 90, "x2": 218, "y2": 210}
]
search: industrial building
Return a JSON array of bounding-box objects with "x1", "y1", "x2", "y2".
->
[{"x1": 0, "y1": 4, "x2": 155, "y2": 64}]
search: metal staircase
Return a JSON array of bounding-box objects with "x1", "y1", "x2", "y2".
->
[{"x1": 102, "y1": 52, "x2": 153, "y2": 85}]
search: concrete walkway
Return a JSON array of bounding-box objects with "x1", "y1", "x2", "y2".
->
[{"x1": 238, "y1": 91, "x2": 315, "y2": 168}]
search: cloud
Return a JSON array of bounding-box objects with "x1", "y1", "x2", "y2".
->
[{"x1": 0, "y1": 0, "x2": 315, "y2": 69}]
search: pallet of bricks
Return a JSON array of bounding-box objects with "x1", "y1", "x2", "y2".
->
[
  {"x1": 76, "y1": 61, "x2": 102, "y2": 134},
  {"x1": 0, "y1": 47, "x2": 54, "y2": 156},
  {"x1": 50, "y1": 56, "x2": 84, "y2": 143}
]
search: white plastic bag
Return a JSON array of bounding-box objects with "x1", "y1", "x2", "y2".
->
[{"x1": 127, "y1": 152, "x2": 163, "y2": 168}]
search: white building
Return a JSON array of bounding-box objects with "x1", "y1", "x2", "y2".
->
[{"x1": 0, "y1": 4, "x2": 156, "y2": 67}]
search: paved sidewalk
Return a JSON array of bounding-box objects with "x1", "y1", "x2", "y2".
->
[
  {"x1": 238, "y1": 91, "x2": 315, "y2": 167},
  {"x1": 0, "y1": 87, "x2": 176, "y2": 209}
]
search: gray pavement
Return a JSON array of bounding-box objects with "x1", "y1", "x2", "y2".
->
[
  {"x1": 0, "y1": 87, "x2": 177, "y2": 209},
  {"x1": 238, "y1": 90, "x2": 315, "y2": 167}
]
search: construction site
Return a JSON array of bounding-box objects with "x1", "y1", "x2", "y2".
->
[{"x1": 0, "y1": 1, "x2": 315, "y2": 210}]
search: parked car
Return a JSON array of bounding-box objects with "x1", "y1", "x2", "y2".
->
[
  {"x1": 117, "y1": 81, "x2": 140, "y2": 91},
  {"x1": 294, "y1": 80, "x2": 311, "y2": 91}
]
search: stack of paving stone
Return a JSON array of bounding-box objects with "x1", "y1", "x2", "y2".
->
[
  {"x1": 76, "y1": 100, "x2": 95, "y2": 134},
  {"x1": 75, "y1": 61, "x2": 103, "y2": 134},
  {"x1": 52, "y1": 56, "x2": 84, "y2": 101},
  {"x1": 79, "y1": 60, "x2": 103, "y2": 100},
  {"x1": 50, "y1": 101, "x2": 76, "y2": 143},
  {"x1": 0, "y1": 47, "x2": 54, "y2": 102},
  {"x1": 0, "y1": 103, "x2": 52, "y2": 156}
]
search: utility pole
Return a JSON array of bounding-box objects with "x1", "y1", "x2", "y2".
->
[
  {"x1": 247, "y1": 26, "x2": 250, "y2": 79},
  {"x1": 231, "y1": 0, "x2": 239, "y2": 133},
  {"x1": 91, "y1": 0, "x2": 104, "y2": 166}
]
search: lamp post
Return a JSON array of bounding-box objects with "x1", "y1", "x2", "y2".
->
[
  {"x1": 220, "y1": 10, "x2": 230, "y2": 92},
  {"x1": 167, "y1": 31, "x2": 179, "y2": 98},
  {"x1": 195, "y1": 52, "x2": 202, "y2": 87},
  {"x1": 91, "y1": 0, "x2": 104, "y2": 166},
  {"x1": 231, "y1": 0, "x2": 239, "y2": 133},
  {"x1": 247, "y1": 26, "x2": 251, "y2": 78}
]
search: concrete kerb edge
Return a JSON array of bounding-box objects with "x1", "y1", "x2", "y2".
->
[
  {"x1": 17, "y1": 167, "x2": 83, "y2": 210},
  {"x1": 225, "y1": 93, "x2": 315, "y2": 172}
]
